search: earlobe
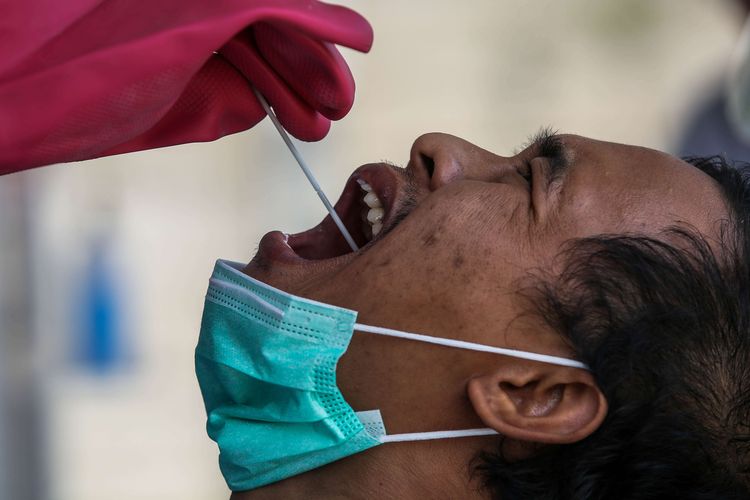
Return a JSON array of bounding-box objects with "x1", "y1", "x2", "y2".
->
[{"x1": 467, "y1": 363, "x2": 607, "y2": 444}]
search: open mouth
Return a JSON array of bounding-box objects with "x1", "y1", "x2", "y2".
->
[{"x1": 264, "y1": 163, "x2": 400, "y2": 263}]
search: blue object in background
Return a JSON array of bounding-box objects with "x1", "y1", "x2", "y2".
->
[{"x1": 77, "y1": 237, "x2": 126, "y2": 374}]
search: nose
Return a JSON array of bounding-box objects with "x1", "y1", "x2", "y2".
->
[{"x1": 408, "y1": 133, "x2": 517, "y2": 191}]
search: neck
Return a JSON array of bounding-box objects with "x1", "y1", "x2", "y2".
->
[{"x1": 230, "y1": 436, "x2": 495, "y2": 500}]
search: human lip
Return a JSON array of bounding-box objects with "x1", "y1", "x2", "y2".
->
[{"x1": 249, "y1": 162, "x2": 405, "y2": 270}]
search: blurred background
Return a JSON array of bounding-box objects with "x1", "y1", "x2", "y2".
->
[{"x1": 0, "y1": 1, "x2": 748, "y2": 499}]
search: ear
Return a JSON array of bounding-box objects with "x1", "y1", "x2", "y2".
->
[{"x1": 467, "y1": 362, "x2": 607, "y2": 444}]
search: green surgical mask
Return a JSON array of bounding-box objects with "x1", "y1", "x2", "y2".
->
[{"x1": 195, "y1": 259, "x2": 587, "y2": 491}]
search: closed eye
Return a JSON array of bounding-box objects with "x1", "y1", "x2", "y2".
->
[
  {"x1": 517, "y1": 127, "x2": 571, "y2": 195},
  {"x1": 518, "y1": 163, "x2": 533, "y2": 189}
]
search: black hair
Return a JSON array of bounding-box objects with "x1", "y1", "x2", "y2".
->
[{"x1": 475, "y1": 156, "x2": 750, "y2": 499}]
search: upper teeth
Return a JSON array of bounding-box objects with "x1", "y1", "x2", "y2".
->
[{"x1": 357, "y1": 179, "x2": 384, "y2": 237}]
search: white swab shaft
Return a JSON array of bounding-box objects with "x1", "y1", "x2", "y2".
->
[{"x1": 252, "y1": 89, "x2": 359, "y2": 252}]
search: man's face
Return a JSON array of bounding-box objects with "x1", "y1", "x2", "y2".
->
[{"x1": 243, "y1": 132, "x2": 728, "y2": 434}]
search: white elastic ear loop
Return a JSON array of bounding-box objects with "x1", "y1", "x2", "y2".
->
[
  {"x1": 352, "y1": 325, "x2": 587, "y2": 443},
  {"x1": 252, "y1": 88, "x2": 359, "y2": 252},
  {"x1": 357, "y1": 409, "x2": 499, "y2": 443},
  {"x1": 354, "y1": 323, "x2": 589, "y2": 370},
  {"x1": 379, "y1": 428, "x2": 499, "y2": 443}
]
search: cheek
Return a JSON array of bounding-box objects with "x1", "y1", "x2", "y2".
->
[{"x1": 328, "y1": 187, "x2": 532, "y2": 333}]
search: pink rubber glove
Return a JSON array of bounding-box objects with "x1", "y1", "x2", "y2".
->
[{"x1": 0, "y1": 0, "x2": 373, "y2": 175}]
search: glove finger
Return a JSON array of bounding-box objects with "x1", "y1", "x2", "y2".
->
[
  {"x1": 263, "y1": 0, "x2": 374, "y2": 53},
  {"x1": 254, "y1": 22, "x2": 354, "y2": 121},
  {"x1": 220, "y1": 31, "x2": 330, "y2": 142}
]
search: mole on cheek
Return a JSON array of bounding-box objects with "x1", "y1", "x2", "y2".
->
[
  {"x1": 421, "y1": 223, "x2": 443, "y2": 247},
  {"x1": 452, "y1": 250, "x2": 465, "y2": 269}
]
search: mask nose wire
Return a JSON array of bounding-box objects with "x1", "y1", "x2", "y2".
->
[{"x1": 252, "y1": 88, "x2": 359, "y2": 252}]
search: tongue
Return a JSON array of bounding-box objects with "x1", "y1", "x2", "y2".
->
[
  {"x1": 286, "y1": 174, "x2": 373, "y2": 260},
  {"x1": 288, "y1": 213, "x2": 361, "y2": 260}
]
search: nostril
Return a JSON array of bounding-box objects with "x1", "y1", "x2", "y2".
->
[{"x1": 420, "y1": 153, "x2": 435, "y2": 178}]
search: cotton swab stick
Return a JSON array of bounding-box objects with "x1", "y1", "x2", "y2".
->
[{"x1": 252, "y1": 89, "x2": 359, "y2": 252}]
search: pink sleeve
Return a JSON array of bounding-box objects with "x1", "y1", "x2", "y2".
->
[{"x1": 0, "y1": 0, "x2": 373, "y2": 174}]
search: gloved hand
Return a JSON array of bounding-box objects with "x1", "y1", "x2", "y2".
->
[{"x1": 0, "y1": 0, "x2": 373, "y2": 174}]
